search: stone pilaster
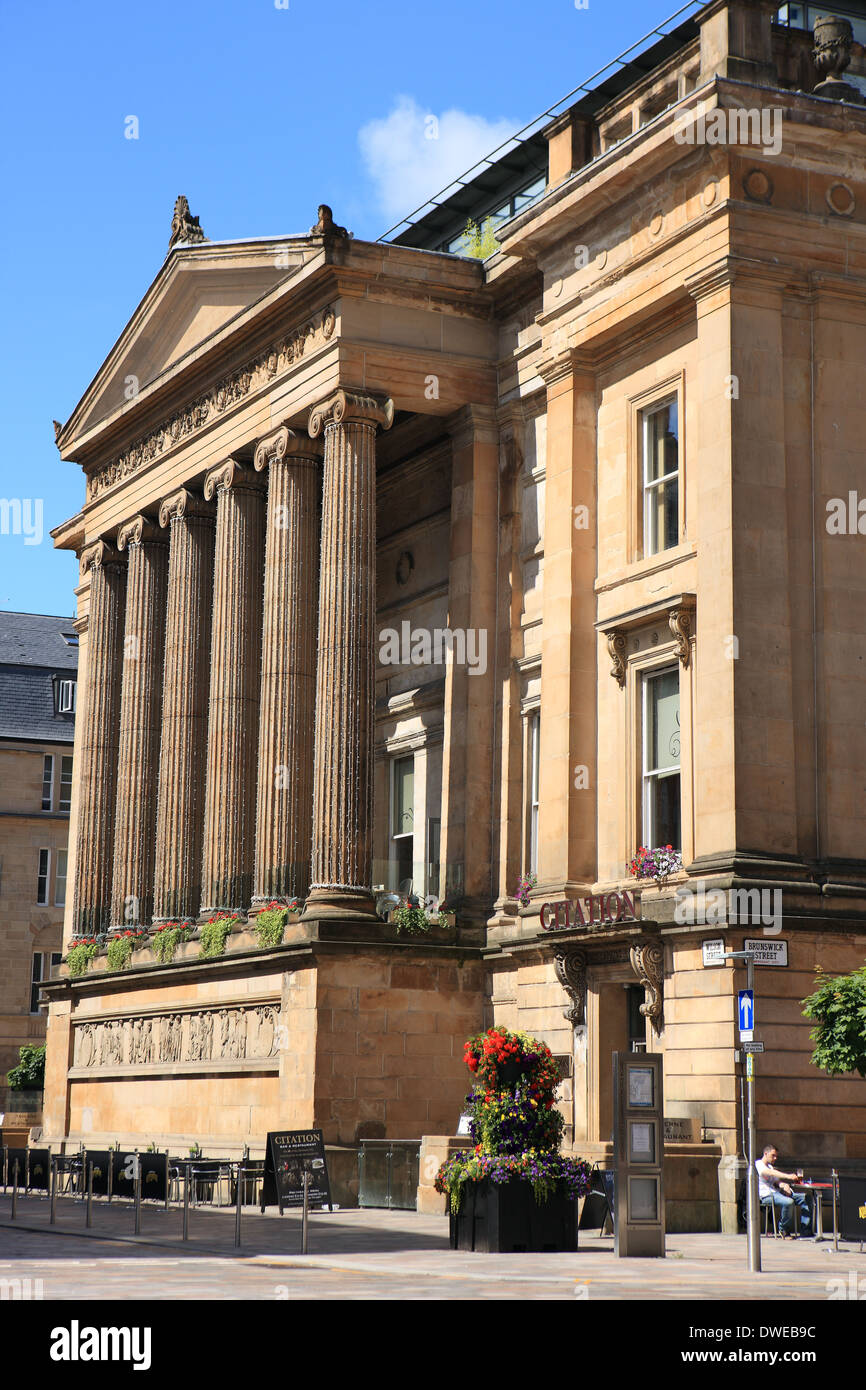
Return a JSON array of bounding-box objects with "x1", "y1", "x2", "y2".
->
[
  {"x1": 152, "y1": 489, "x2": 216, "y2": 920},
  {"x1": 109, "y1": 516, "x2": 169, "y2": 927},
  {"x1": 200, "y1": 459, "x2": 265, "y2": 913},
  {"x1": 72, "y1": 540, "x2": 127, "y2": 934},
  {"x1": 303, "y1": 388, "x2": 393, "y2": 919},
  {"x1": 252, "y1": 425, "x2": 322, "y2": 908}
]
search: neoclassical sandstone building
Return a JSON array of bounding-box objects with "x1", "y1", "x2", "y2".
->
[{"x1": 42, "y1": 2, "x2": 866, "y2": 1226}]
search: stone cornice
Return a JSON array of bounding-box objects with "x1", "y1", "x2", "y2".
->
[
  {"x1": 158, "y1": 487, "x2": 214, "y2": 528},
  {"x1": 253, "y1": 423, "x2": 323, "y2": 472},
  {"x1": 203, "y1": 456, "x2": 264, "y2": 499},
  {"x1": 116, "y1": 515, "x2": 166, "y2": 551},
  {"x1": 308, "y1": 387, "x2": 394, "y2": 436},
  {"x1": 84, "y1": 304, "x2": 337, "y2": 502}
]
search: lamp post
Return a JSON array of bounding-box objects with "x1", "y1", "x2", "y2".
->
[{"x1": 725, "y1": 950, "x2": 760, "y2": 1273}]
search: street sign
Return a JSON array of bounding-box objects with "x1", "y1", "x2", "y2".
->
[
  {"x1": 743, "y1": 938, "x2": 788, "y2": 967},
  {"x1": 742, "y1": 1042, "x2": 764, "y2": 1054},
  {"x1": 738, "y1": 989, "x2": 754, "y2": 1041},
  {"x1": 702, "y1": 938, "x2": 726, "y2": 967}
]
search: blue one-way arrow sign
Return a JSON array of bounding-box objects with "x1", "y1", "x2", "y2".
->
[{"x1": 738, "y1": 989, "x2": 755, "y2": 1036}]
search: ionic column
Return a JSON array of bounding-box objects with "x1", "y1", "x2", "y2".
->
[
  {"x1": 152, "y1": 489, "x2": 215, "y2": 920},
  {"x1": 200, "y1": 458, "x2": 265, "y2": 912},
  {"x1": 252, "y1": 425, "x2": 322, "y2": 908},
  {"x1": 73, "y1": 541, "x2": 127, "y2": 934},
  {"x1": 303, "y1": 388, "x2": 393, "y2": 919},
  {"x1": 109, "y1": 517, "x2": 169, "y2": 927}
]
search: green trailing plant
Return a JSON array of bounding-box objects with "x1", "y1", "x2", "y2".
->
[
  {"x1": 802, "y1": 964, "x2": 866, "y2": 1077},
  {"x1": 151, "y1": 921, "x2": 194, "y2": 964},
  {"x1": 460, "y1": 215, "x2": 500, "y2": 260},
  {"x1": 392, "y1": 899, "x2": 432, "y2": 936},
  {"x1": 6, "y1": 1043, "x2": 46, "y2": 1091},
  {"x1": 66, "y1": 937, "x2": 100, "y2": 978},
  {"x1": 199, "y1": 913, "x2": 240, "y2": 959},
  {"x1": 254, "y1": 901, "x2": 295, "y2": 948},
  {"x1": 106, "y1": 929, "x2": 149, "y2": 972}
]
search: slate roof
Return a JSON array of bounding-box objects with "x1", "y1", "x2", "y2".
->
[{"x1": 0, "y1": 611, "x2": 78, "y2": 744}]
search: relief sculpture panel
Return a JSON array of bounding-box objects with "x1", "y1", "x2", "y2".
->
[{"x1": 72, "y1": 1004, "x2": 280, "y2": 1069}]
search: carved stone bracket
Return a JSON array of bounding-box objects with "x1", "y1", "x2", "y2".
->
[
  {"x1": 607, "y1": 629, "x2": 627, "y2": 688},
  {"x1": 554, "y1": 947, "x2": 587, "y2": 1027},
  {"x1": 629, "y1": 938, "x2": 665, "y2": 1036},
  {"x1": 669, "y1": 607, "x2": 692, "y2": 669}
]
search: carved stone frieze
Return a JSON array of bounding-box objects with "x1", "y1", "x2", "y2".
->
[
  {"x1": 72, "y1": 1004, "x2": 280, "y2": 1070},
  {"x1": 86, "y1": 306, "x2": 337, "y2": 500},
  {"x1": 629, "y1": 938, "x2": 665, "y2": 1036},
  {"x1": 554, "y1": 947, "x2": 587, "y2": 1027}
]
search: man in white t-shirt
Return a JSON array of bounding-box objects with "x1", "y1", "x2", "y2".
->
[{"x1": 755, "y1": 1144, "x2": 811, "y2": 1237}]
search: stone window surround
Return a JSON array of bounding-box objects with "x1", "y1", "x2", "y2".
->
[{"x1": 626, "y1": 368, "x2": 687, "y2": 566}]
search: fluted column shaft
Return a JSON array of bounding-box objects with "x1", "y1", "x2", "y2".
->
[
  {"x1": 304, "y1": 388, "x2": 393, "y2": 919},
  {"x1": 152, "y1": 490, "x2": 215, "y2": 920},
  {"x1": 200, "y1": 459, "x2": 265, "y2": 912},
  {"x1": 73, "y1": 541, "x2": 127, "y2": 934},
  {"x1": 252, "y1": 426, "x2": 322, "y2": 906},
  {"x1": 109, "y1": 517, "x2": 169, "y2": 927}
]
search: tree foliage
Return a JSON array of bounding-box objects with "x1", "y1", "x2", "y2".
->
[
  {"x1": 6, "y1": 1043, "x2": 46, "y2": 1091},
  {"x1": 802, "y1": 965, "x2": 866, "y2": 1078}
]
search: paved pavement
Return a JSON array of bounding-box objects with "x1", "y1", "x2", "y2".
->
[{"x1": 1, "y1": 1192, "x2": 864, "y2": 1300}]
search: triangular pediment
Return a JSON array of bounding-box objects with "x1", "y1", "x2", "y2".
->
[{"x1": 62, "y1": 239, "x2": 316, "y2": 449}]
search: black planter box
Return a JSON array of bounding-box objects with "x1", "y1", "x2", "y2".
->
[{"x1": 450, "y1": 1178, "x2": 578, "y2": 1253}]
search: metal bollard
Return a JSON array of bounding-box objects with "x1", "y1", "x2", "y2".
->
[
  {"x1": 86, "y1": 1161, "x2": 94, "y2": 1228},
  {"x1": 164, "y1": 1151, "x2": 170, "y2": 1213},
  {"x1": 134, "y1": 1153, "x2": 142, "y2": 1235},
  {"x1": 11, "y1": 1159, "x2": 19, "y2": 1220},
  {"x1": 49, "y1": 1158, "x2": 57, "y2": 1224},
  {"x1": 301, "y1": 1170, "x2": 310, "y2": 1255},
  {"x1": 107, "y1": 1151, "x2": 114, "y2": 1204},
  {"x1": 182, "y1": 1161, "x2": 190, "y2": 1242},
  {"x1": 832, "y1": 1169, "x2": 839, "y2": 1253},
  {"x1": 25, "y1": 1149, "x2": 31, "y2": 1192},
  {"x1": 234, "y1": 1165, "x2": 243, "y2": 1248},
  {"x1": 2, "y1": 1146, "x2": 7, "y2": 1193}
]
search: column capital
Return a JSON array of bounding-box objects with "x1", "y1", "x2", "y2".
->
[
  {"x1": 308, "y1": 388, "x2": 394, "y2": 438},
  {"x1": 203, "y1": 456, "x2": 264, "y2": 500},
  {"x1": 158, "y1": 487, "x2": 213, "y2": 528},
  {"x1": 117, "y1": 514, "x2": 167, "y2": 551},
  {"x1": 254, "y1": 424, "x2": 323, "y2": 472},
  {"x1": 80, "y1": 538, "x2": 124, "y2": 577}
]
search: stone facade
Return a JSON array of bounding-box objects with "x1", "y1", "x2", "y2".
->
[{"x1": 41, "y1": 2, "x2": 866, "y2": 1227}]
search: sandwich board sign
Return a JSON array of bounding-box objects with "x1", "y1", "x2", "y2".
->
[{"x1": 260, "y1": 1129, "x2": 331, "y2": 1213}]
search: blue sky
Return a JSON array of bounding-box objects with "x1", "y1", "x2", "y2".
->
[{"x1": 0, "y1": 0, "x2": 693, "y2": 617}]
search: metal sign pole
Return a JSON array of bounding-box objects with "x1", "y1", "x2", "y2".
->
[
  {"x1": 2, "y1": 1146, "x2": 7, "y2": 1192},
  {"x1": 234, "y1": 1165, "x2": 243, "y2": 1248},
  {"x1": 86, "y1": 1161, "x2": 93, "y2": 1228},
  {"x1": 745, "y1": 954, "x2": 761, "y2": 1274},
  {"x1": 165, "y1": 1151, "x2": 170, "y2": 1212},
  {"x1": 301, "y1": 1170, "x2": 310, "y2": 1254},
  {"x1": 11, "y1": 1160, "x2": 19, "y2": 1220},
  {"x1": 49, "y1": 1157, "x2": 57, "y2": 1224},
  {"x1": 134, "y1": 1153, "x2": 142, "y2": 1235},
  {"x1": 182, "y1": 1161, "x2": 190, "y2": 1241},
  {"x1": 832, "y1": 1169, "x2": 839, "y2": 1252}
]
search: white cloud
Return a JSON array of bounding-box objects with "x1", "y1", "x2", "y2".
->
[{"x1": 358, "y1": 95, "x2": 519, "y2": 225}]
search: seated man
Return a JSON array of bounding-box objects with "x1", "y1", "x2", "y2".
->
[{"x1": 755, "y1": 1144, "x2": 811, "y2": 1238}]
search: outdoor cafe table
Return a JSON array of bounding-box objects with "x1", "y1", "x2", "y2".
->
[{"x1": 793, "y1": 1181, "x2": 834, "y2": 1241}]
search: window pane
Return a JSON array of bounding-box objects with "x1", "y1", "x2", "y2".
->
[
  {"x1": 649, "y1": 772, "x2": 681, "y2": 851},
  {"x1": 55, "y1": 849, "x2": 68, "y2": 906},
  {"x1": 647, "y1": 670, "x2": 680, "y2": 772},
  {"x1": 644, "y1": 401, "x2": 678, "y2": 483},
  {"x1": 30, "y1": 954, "x2": 43, "y2": 1014},
  {"x1": 42, "y1": 754, "x2": 54, "y2": 811},
  {"x1": 36, "y1": 849, "x2": 50, "y2": 904},
  {"x1": 392, "y1": 757, "x2": 414, "y2": 836},
  {"x1": 59, "y1": 755, "x2": 73, "y2": 812},
  {"x1": 428, "y1": 818, "x2": 441, "y2": 898},
  {"x1": 646, "y1": 477, "x2": 679, "y2": 554}
]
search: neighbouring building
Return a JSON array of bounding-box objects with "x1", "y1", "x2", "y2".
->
[
  {"x1": 0, "y1": 612, "x2": 77, "y2": 1097},
  {"x1": 41, "y1": 1, "x2": 866, "y2": 1228}
]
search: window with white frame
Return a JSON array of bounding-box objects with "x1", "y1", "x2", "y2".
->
[
  {"x1": 36, "y1": 848, "x2": 50, "y2": 905},
  {"x1": 528, "y1": 711, "x2": 540, "y2": 875},
  {"x1": 59, "y1": 755, "x2": 73, "y2": 813},
  {"x1": 55, "y1": 848, "x2": 68, "y2": 907},
  {"x1": 641, "y1": 398, "x2": 679, "y2": 556},
  {"x1": 642, "y1": 667, "x2": 681, "y2": 851},
  {"x1": 30, "y1": 951, "x2": 63, "y2": 1014},
  {"x1": 57, "y1": 678, "x2": 76, "y2": 714},
  {"x1": 390, "y1": 755, "x2": 415, "y2": 894},
  {"x1": 41, "y1": 754, "x2": 54, "y2": 811}
]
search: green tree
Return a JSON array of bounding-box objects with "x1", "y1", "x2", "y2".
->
[
  {"x1": 6, "y1": 1043, "x2": 46, "y2": 1091},
  {"x1": 802, "y1": 965, "x2": 866, "y2": 1077}
]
